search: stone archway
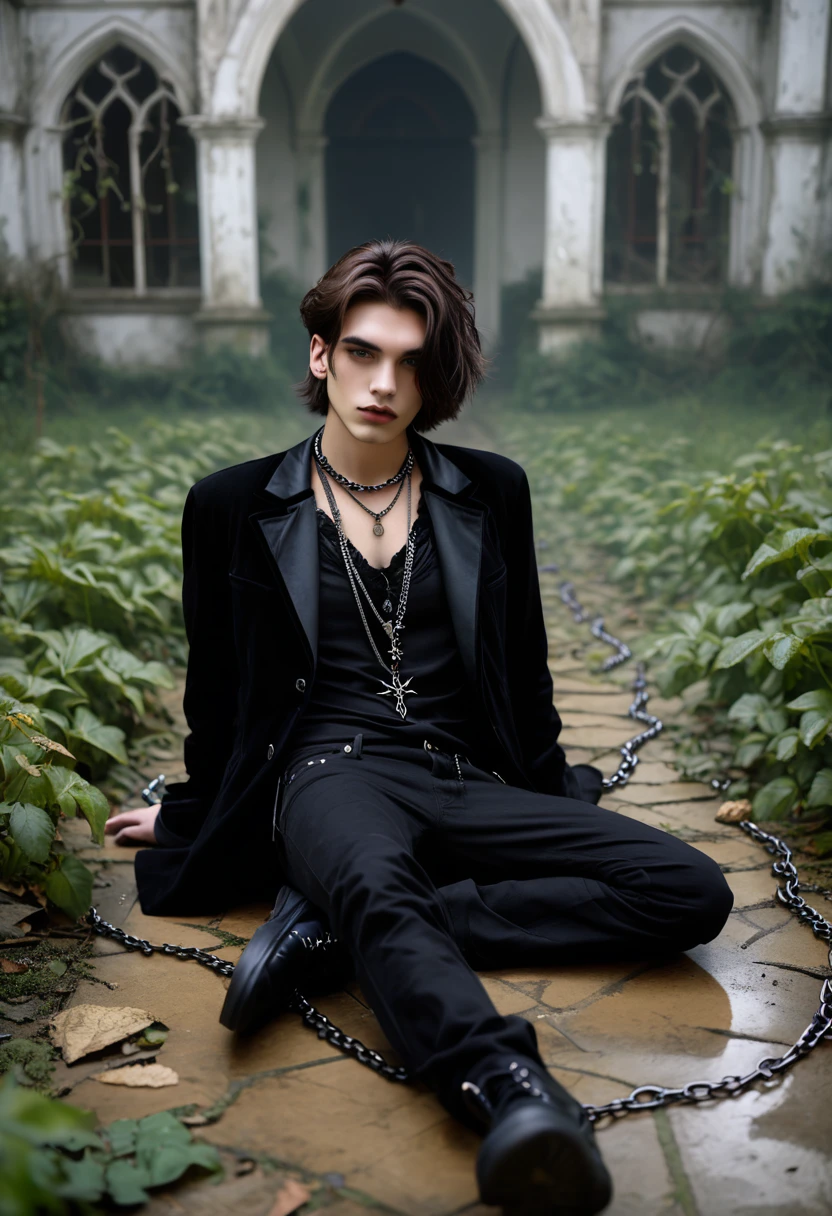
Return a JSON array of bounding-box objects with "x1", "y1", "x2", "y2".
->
[{"x1": 211, "y1": 0, "x2": 585, "y2": 122}]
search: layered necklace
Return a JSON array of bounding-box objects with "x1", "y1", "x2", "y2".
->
[
  {"x1": 314, "y1": 426, "x2": 414, "y2": 536},
  {"x1": 313, "y1": 427, "x2": 418, "y2": 718}
]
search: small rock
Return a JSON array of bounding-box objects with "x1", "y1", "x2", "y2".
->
[{"x1": 716, "y1": 799, "x2": 753, "y2": 823}]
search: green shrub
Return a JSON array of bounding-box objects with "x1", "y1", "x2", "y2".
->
[
  {"x1": 0, "y1": 419, "x2": 260, "y2": 912},
  {"x1": 0, "y1": 1075, "x2": 221, "y2": 1214},
  {"x1": 507, "y1": 419, "x2": 832, "y2": 846},
  {"x1": 511, "y1": 287, "x2": 832, "y2": 414}
]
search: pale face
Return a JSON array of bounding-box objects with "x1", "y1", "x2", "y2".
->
[{"x1": 309, "y1": 300, "x2": 426, "y2": 445}]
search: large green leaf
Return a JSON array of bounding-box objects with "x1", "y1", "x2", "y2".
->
[
  {"x1": 727, "y1": 693, "x2": 770, "y2": 729},
  {"x1": 806, "y1": 769, "x2": 832, "y2": 810},
  {"x1": 68, "y1": 707, "x2": 128, "y2": 765},
  {"x1": 9, "y1": 802, "x2": 54, "y2": 863},
  {"x1": 714, "y1": 631, "x2": 768, "y2": 669},
  {"x1": 753, "y1": 776, "x2": 799, "y2": 821},
  {"x1": 786, "y1": 690, "x2": 832, "y2": 714},
  {"x1": 743, "y1": 528, "x2": 828, "y2": 579},
  {"x1": 763, "y1": 633, "x2": 804, "y2": 671},
  {"x1": 54, "y1": 1149, "x2": 106, "y2": 1201},
  {"x1": 72, "y1": 783, "x2": 110, "y2": 845},
  {"x1": 40, "y1": 628, "x2": 110, "y2": 678},
  {"x1": 798, "y1": 710, "x2": 832, "y2": 749},
  {"x1": 104, "y1": 1158, "x2": 151, "y2": 1206},
  {"x1": 43, "y1": 855, "x2": 94, "y2": 920}
]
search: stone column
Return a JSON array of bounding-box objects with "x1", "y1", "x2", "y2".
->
[
  {"x1": 761, "y1": 0, "x2": 832, "y2": 294},
  {"x1": 531, "y1": 118, "x2": 608, "y2": 354},
  {"x1": 0, "y1": 113, "x2": 27, "y2": 267},
  {"x1": 295, "y1": 131, "x2": 328, "y2": 288},
  {"x1": 184, "y1": 116, "x2": 271, "y2": 354},
  {"x1": 472, "y1": 130, "x2": 502, "y2": 352}
]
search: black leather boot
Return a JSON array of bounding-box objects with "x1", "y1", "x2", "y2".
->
[
  {"x1": 461, "y1": 1055, "x2": 612, "y2": 1216},
  {"x1": 219, "y1": 885, "x2": 353, "y2": 1035}
]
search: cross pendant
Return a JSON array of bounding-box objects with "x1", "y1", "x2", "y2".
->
[{"x1": 377, "y1": 671, "x2": 417, "y2": 718}]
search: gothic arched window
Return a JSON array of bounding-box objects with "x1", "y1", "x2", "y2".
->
[
  {"x1": 604, "y1": 45, "x2": 735, "y2": 286},
  {"x1": 61, "y1": 46, "x2": 200, "y2": 291}
]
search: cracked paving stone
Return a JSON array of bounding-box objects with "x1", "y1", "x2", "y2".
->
[{"x1": 612, "y1": 782, "x2": 718, "y2": 806}]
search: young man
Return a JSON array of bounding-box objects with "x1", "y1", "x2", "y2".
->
[{"x1": 107, "y1": 240, "x2": 733, "y2": 1216}]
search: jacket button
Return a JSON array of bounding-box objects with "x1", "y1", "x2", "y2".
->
[
  {"x1": 267, "y1": 744, "x2": 274, "y2": 761},
  {"x1": 295, "y1": 677, "x2": 306, "y2": 692}
]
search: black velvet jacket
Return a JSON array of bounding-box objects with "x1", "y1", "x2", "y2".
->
[{"x1": 134, "y1": 427, "x2": 599, "y2": 915}]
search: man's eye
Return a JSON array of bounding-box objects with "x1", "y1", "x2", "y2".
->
[{"x1": 350, "y1": 349, "x2": 370, "y2": 358}]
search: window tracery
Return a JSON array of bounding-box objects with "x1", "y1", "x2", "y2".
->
[
  {"x1": 61, "y1": 46, "x2": 200, "y2": 291},
  {"x1": 604, "y1": 45, "x2": 735, "y2": 287}
]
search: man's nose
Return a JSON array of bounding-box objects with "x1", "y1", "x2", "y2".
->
[{"x1": 370, "y1": 360, "x2": 397, "y2": 395}]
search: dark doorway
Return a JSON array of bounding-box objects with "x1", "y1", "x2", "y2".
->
[{"x1": 325, "y1": 51, "x2": 476, "y2": 288}]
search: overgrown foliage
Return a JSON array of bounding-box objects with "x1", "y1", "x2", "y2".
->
[
  {"x1": 506, "y1": 287, "x2": 832, "y2": 413},
  {"x1": 509, "y1": 422, "x2": 832, "y2": 851},
  {"x1": 0, "y1": 1075, "x2": 220, "y2": 1214},
  {"x1": 0, "y1": 420, "x2": 258, "y2": 913}
]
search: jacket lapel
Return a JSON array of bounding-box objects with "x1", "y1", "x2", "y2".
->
[
  {"x1": 249, "y1": 433, "x2": 320, "y2": 668},
  {"x1": 410, "y1": 431, "x2": 485, "y2": 690},
  {"x1": 249, "y1": 427, "x2": 485, "y2": 688}
]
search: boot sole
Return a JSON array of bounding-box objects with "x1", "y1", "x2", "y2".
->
[{"x1": 477, "y1": 1102, "x2": 612, "y2": 1216}]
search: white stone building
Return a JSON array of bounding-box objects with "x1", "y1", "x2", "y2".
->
[{"x1": 1, "y1": 0, "x2": 830, "y2": 366}]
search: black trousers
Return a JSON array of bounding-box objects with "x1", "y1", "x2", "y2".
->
[{"x1": 277, "y1": 734, "x2": 733, "y2": 1121}]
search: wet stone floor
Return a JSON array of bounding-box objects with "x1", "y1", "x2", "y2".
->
[{"x1": 64, "y1": 568, "x2": 832, "y2": 1216}]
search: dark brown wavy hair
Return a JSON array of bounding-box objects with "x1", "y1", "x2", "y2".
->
[{"x1": 296, "y1": 239, "x2": 488, "y2": 432}]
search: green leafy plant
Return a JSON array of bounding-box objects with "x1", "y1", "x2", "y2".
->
[{"x1": 0, "y1": 1074, "x2": 221, "y2": 1214}]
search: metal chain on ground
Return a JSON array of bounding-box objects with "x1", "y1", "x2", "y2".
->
[
  {"x1": 558, "y1": 581, "x2": 663, "y2": 790},
  {"x1": 550, "y1": 580, "x2": 832, "y2": 1124},
  {"x1": 85, "y1": 580, "x2": 832, "y2": 1111}
]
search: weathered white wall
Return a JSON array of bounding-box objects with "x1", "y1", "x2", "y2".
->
[{"x1": 60, "y1": 310, "x2": 197, "y2": 368}]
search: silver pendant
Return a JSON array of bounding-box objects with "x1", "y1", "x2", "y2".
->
[
  {"x1": 383, "y1": 598, "x2": 393, "y2": 615},
  {"x1": 382, "y1": 621, "x2": 394, "y2": 638},
  {"x1": 373, "y1": 521, "x2": 384, "y2": 536},
  {"x1": 377, "y1": 672, "x2": 417, "y2": 718}
]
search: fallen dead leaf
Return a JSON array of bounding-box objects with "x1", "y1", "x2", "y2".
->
[
  {"x1": 716, "y1": 799, "x2": 753, "y2": 824},
  {"x1": 267, "y1": 1178, "x2": 311, "y2": 1216},
  {"x1": 28, "y1": 734, "x2": 75, "y2": 759},
  {"x1": 95, "y1": 1063, "x2": 179, "y2": 1088},
  {"x1": 49, "y1": 1003, "x2": 155, "y2": 1064},
  {"x1": 0, "y1": 958, "x2": 28, "y2": 974}
]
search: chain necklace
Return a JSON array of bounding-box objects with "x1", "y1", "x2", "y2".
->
[
  {"x1": 314, "y1": 425, "x2": 413, "y2": 492},
  {"x1": 315, "y1": 459, "x2": 418, "y2": 719},
  {"x1": 341, "y1": 474, "x2": 406, "y2": 537}
]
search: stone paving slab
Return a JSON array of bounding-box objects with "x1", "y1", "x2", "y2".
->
[{"x1": 62, "y1": 567, "x2": 832, "y2": 1216}]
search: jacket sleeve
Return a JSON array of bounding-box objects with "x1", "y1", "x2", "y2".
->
[
  {"x1": 153, "y1": 482, "x2": 239, "y2": 847},
  {"x1": 503, "y1": 469, "x2": 569, "y2": 796}
]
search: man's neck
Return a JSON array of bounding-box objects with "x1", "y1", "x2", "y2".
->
[{"x1": 319, "y1": 411, "x2": 411, "y2": 485}]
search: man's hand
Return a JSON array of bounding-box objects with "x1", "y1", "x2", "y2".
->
[{"x1": 104, "y1": 804, "x2": 161, "y2": 846}]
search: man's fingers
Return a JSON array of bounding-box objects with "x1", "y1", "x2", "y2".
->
[{"x1": 113, "y1": 825, "x2": 147, "y2": 846}]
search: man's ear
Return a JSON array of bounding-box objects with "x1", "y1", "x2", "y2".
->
[{"x1": 309, "y1": 335, "x2": 330, "y2": 380}]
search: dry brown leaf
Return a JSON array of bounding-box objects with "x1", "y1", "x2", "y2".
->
[
  {"x1": 95, "y1": 1063, "x2": 179, "y2": 1088},
  {"x1": 267, "y1": 1178, "x2": 311, "y2": 1216},
  {"x1": 14, "y1": 754, "x2": 41, "y2": 777},
  {"x1": 716, "y1": 799, "x2": 753, "y2": 824},
  {"x1": 49, "y1": 1003, "x2": 155, "y2": 1064},
  {"x1": 29, "y1": 734, "x2": 75, "y2": 758},
  {"x1": 0, "y1": 958, "x2": 28, "y2": 974}
]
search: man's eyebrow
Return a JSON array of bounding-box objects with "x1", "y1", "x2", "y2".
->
[{"x1": 339, "y1": 335, "x2": 423, "y2": 357}]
